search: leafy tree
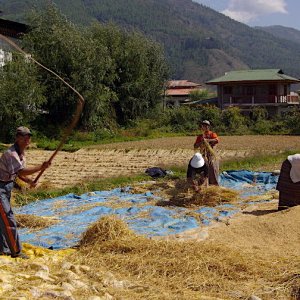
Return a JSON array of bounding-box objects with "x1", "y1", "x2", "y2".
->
[
  {"x1": 89, "y1": 23, "x2": 169, "y2": 125},
  {"x1": 0, "y1": 56, "x2": 46, "y2": 141},
  {"x1": 189, "y1": 89, "x2": 209, "y2": 102},
  {"x1": 23, "y1": 6, "x2": 115, "y2": 132},
  {"x1": 283, "y1": 107, "x2": 300, "y2": 134},
  {"x1": 221, "y1": 107, "x2": 248, "y2": 134},
  {"x1": 249, "y1": 106, "x2": 268, "y2": 122},
  {"x1": 197, "y1": 105, "x2": 222, "y2": 130},
  {"x1": 22, "y1": 6, "x2": 168, "y2": 132},
  {"x1": 165, "y1": 106, "x2": 199, "y2": 132},
  {"x1": 248, "y1": 106, "x2": 273, "y2": 134}
]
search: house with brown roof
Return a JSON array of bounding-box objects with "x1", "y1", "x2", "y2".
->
[
  {"x1": 164, "y1": 80, "x2": 204, "y2": 106},
  {"x1": 206, "y1": 69, "x2": 300, "y2": 114}
]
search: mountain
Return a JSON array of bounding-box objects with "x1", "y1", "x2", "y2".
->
[
  {"x1": 1, "y1": 0, "x2": 300, "y2": 82},
  {"x1": 256, "y1": 25, "x2": 300, "y2": 46}
]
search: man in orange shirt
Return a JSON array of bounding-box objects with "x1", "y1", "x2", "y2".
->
[{"x1": 194, "y1": 120, "x2": 219, "y2": 185}]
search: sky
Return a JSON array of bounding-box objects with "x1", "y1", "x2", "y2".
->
[{"x1": 193, "y1": 0, "x2": 300, "y2": 31}]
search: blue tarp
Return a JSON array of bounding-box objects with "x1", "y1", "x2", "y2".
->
[{"x1": 15, "y1": 170, "x2": 279, "y2": 249}]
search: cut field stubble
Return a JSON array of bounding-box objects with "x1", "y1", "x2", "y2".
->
[{"x1": 16, "y1": 135, "x2": 300, "y2": 189}]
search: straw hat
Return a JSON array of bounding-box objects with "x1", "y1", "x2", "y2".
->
[{"x1": 190, "y1": 153, "x2": 205, "y2": 168}]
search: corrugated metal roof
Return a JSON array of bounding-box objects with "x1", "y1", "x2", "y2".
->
[
  {"x1": 206, "y1": 69, "x2": 300, "y2": 84},
  {"x1": 167, "y1": 80, "x2": 201, "y2": 88},
  {"x1": 166, "y1": 88, "x2": 198, "y2": 96},
  {"x1": 183, "y1": 97, "x2": 218, "y2": 105}
]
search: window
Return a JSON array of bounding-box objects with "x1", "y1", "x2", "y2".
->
[
  {"x1": 242, "y1": 86, "x2": 255, "y2": 95},
  {"x1": 269, "y1": 85, "x2": 276, "y2": 95},
  {"x1": 223, "y1": 86, "x2": 233, "y2": 94}
]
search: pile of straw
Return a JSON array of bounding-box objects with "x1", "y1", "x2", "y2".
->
[
  {"x1": 79, "y1": 215, "x2": 136, "y2": 247},
  {"x1": 187, "y1": 185, "x2": 239, "y2": 207},
  {"x1": 155, "y1": 179, "x2": 239, "y2": 207},
  {"x1": 16, "y1": 214, "x2": 58, "y2": 229}
]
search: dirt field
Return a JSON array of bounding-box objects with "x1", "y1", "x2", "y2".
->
[{"x1": 23, "y1": 135, "x2": 300, "y2": 188}]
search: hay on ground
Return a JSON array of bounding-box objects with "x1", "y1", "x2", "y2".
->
[
  {"x1": 73, "y1": 215, "x2": 299, "y2": 300},
  {"x1": 79, "y1": 215, "x2": 136, "y2": 247},
  {"x1": 156, "y1": 179, "x2": 239, "y2": 207},
  {"x1": 187, "y1": 185, "x2": 239, "y2": 207},
  {"x1": 16, "y1": 214, "x2": 59, "y2": 229}
]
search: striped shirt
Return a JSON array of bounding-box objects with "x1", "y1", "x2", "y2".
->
[{"x1": 0, "y1": 144, "x2": 25, "y2": 182}]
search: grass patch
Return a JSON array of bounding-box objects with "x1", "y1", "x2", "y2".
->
[
  {"x1": 221, "y1": 150, "x2": 298, "y2": 171},
  {"x1": 35, "y1": 131, "x2": 186, "y2": 152},
  {"x1": 156, "y1": 150, "x2": 299, "y2": 176}
]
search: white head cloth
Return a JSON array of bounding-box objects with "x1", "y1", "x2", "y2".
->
[{"x1": 288, "y1": 154, "x2": 300, "y2": 183}]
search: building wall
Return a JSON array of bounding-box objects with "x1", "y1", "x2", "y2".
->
[
  {"x1": 218, "y1": 83, "x2": 294, "y2": 105},
  {"x1": 0, "y1": 48, "x2": 12, "y2": 67}
]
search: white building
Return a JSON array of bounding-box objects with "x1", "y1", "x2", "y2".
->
[{"x1": 0, "y1": 48, "x2": 12, "y2": 67}]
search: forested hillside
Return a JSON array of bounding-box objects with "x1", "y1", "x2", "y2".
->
[
  {"x1": 1, "y1": 0, "x2": 300, "y2": 82},
  {"x1": 256, "y1": 25, "x2": 300, "y2": 46}
]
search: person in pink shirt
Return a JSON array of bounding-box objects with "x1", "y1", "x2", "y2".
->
[{"x1": 0, "y1": 127, "x2": 50, "y2": 259}]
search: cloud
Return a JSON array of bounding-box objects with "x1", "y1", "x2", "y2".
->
[{"x1": 222, "y1": 0, "x2": 288, "y2": 23}]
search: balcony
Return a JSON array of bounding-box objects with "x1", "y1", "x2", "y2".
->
[{"x1": 223, "y1": 94, "x2": 299, "y2": 106}]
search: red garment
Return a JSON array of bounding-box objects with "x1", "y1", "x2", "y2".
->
[{"x1": 194, "y1": 130, "x2": 219, "y2": 148}]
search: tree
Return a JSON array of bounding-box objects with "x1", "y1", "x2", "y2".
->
[
  {"x1": 221, "y1": 107, "x2": 248, "y2": 134},
  {"x1": 22, "y1": 6, "x2": 169, "y2": 132},
  {"x1": 0, "y1": 56, "x2": 46, "y2": 141},
  {"x1": 197, "y1": 105, "x2": 222, "y2": 130},
  {"x1": 89, "y1": 23, "x2": 169, "y2": 125},
  {"x1": 23, "y1": 5, "x2": 115, "y2": 132},
  {"x1": 283, "y1": 107, "x2": 300, "y2": 134},
  {"x1": 189, "y1": 89, "x2": 209, "y2": 102}
]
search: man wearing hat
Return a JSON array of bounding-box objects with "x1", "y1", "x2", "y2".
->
[
  {"x1": 194, "y1": 120, "x2": 219, "y2": 185},
  {"x1": 0, "y1": 126, "x2": 50, "y2": 259},
  {"x1": 187, "y1": 152, "x2": 208, "y2": 192}
]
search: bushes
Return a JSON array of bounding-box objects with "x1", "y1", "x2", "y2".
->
[
  {"x1": 283, "y1": 107, "x2": 300, "y2": 134},
  {"x1": 197, "y1": 105, "x2": 222, "y2": 130},
  {"x1": 221, "y1": 107, "x2": 249, "y2": 135},
  {"x1": 149, "y1": 105, "x2": 295, "y2": 135},
  {"x1": 162, "y1": 106, "x2": 199, "y2": 132}
]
